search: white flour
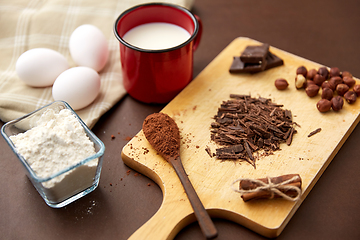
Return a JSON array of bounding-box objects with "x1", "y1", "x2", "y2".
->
[{"x1": 10, "y1": 108, "x2": 98, "y2": 202}]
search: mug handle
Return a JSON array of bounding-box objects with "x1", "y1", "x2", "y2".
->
[{"x1": 193, "y1": 14, "x2": 203, "y2": 51}]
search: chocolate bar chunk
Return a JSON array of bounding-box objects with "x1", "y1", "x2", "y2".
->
[
  {"x1": 240, "y1": 43, "x2": 270, "y2": 63},
  {"x1": 264, "y1": 51, "x2": 284, "y2": 70},
  {"x1": 229, "y1": 51, "x2": 283, "y2": 73},
  {"x1": 229, "y1": 56, "x2": 266, "y2": 73}
]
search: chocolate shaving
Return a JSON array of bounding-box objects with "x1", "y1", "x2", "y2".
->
[
  {"x1": 308, "y1": 128, "x2": 321, "y2": 137},
  {"x1": 211, "y1": 94, "x2": 297, "y2": 167},
  {"x1": 205, "y1": 146, "x2": 213, "y2": 157},
  {"x1": 286, "y1": 127, "x2": 295, "y2": 146}
]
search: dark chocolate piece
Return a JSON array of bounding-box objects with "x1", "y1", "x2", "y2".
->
[
  {"x1": 229, "y1": 51, "x2": 284, "y2": 74},
  {"x1": 229, "y1": 56, "x2": 266, "y2": 73},
  {"x1": 240, "y1": 43, "x2": 269, "y2": 63},
  {"x1": 264, "y1": 51, "x2": 284, "y2": 70}
]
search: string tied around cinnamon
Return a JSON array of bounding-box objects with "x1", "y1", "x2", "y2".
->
[{"x1": 231, "y1": 175, "x2": 302, "y2": 202}]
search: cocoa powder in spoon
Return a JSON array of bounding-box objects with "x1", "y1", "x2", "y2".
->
[
  {"x1": 143, "y1": 112, "x2": 219, "y2": 238},
  {"x1": 143, "y1": 112, "x2": 180, "y2": 161}
]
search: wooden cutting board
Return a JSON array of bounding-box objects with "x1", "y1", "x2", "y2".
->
[{"x1": 121, "y1": 37, "x2": 360, "y2": 239}]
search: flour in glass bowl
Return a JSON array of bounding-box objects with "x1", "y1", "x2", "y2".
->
[{"x1": 10, "y1": 108, "x2": 98, "y2": 202}]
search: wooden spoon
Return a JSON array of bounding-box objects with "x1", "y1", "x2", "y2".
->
[{"x1": 143, "y1": 112, "x2": 218, "y2": 239}]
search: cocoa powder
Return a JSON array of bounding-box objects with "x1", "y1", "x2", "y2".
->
[{"x1": 143, "y1": 112, "x2": 180, "y2": 161}]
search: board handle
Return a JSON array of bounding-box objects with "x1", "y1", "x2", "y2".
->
[{"x1": 127, "y1": 198, "x2": 194, "y2": 240}]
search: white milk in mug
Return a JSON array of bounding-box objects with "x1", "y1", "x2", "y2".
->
[{"x1": 122, "y1": 22, "x2": 191, "y2": 50}]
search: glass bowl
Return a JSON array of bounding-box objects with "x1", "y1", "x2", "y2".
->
[{"x1": 1, "y1": 101, "x2": 105, "y2": 208}]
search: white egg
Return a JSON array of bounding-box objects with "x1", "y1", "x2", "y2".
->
[
  {"x1": 69, "y1": 24, "x2": 109, "y2": 72},
  {"x1": 52, "y1": 66, "x2": 101, "y2": 110},
  {"x1": 16, "y1": 48, "x2": 69, "y2": 87}
]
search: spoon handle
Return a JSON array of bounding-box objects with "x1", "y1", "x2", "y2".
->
[{"x1": 171, "y1": 156, "x2": 218, "y2": 239}]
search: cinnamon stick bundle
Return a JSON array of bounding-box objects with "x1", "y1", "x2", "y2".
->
[{"x1": 239, "y1": 174, "x2": 302, "y2": 202}]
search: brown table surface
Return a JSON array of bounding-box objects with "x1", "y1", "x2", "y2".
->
[{"x1": 1, "y1": 0, "x2": 360, "y2": 239}]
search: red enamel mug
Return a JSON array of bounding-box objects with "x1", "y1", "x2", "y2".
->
[{"x1": 114, "y1": 3, "x2": 202, "y2": 103}]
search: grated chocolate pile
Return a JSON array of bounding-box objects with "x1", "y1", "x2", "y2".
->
[{"x1": 210, "y1": 94, "x2": 297, "y2": 168}]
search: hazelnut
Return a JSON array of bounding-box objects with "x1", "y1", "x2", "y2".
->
[
  {"x1": 328, "y1": 76, "x2": 343, "y2": 88},
  {"x1": 307, "y1": 69, "x2": 317, "y2": 80},
  {"x1": 318, "y1": 67, "x2": 329, "y2": 79},
  {"x1": 331, "y1": 96, "x2": 344, "y2": 111},
  {"x1": 295, "y1": 74, "x2": 306, "y2": 89},
  {"x1": 321, "y1": 81, "x2": 332, "y2": 90},
  {"x1": 313, "y1": 74, "x2": 326, "y2": 86},
  {"x1": 343, "y1": 76, "x2": 355, "y2": 88},
  {"x1": 316, "y1": 99, "x2": 332, "y2": 112},
  {"x1": 353, "y1": 84, "x2": 360, "y2": 97},
  {"x1": 305, "y1": 80, "x2": 316, "y2": 88},
  {"x1": 296, "y1": 66, "x2": 308, "y2": 78},
  {"x1": 336, "y1": 83, "x2": 349, "y2": 96},
  {"x1": 305, "y1": 84, "x2": 320, "y2": 97},
  {"x1": 344, "y1": 91, "x2": 357, "y2": 104},
  {"x1": 321, "y1": 88, "x2": 333, "y2": 100},
  {"x1": 275, "y1": 78, "x2": 289, "y2": 90},
  {"x1": 329, "y1": 67, "x2": 340, "y2": 78},
  {"x1": 342, "y1": 71, "x2": 353, "y2": 78},
  {"x1": 327, "y1": 81, "x2": 336, "y2": 91}
]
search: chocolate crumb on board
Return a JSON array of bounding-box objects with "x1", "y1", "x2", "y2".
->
[
  {"x1": 210, "y1": 94, "x2": 298, "y2": 168},
  {"x1": 308, "y1": 128, "x2": 321, "y2": 137}
]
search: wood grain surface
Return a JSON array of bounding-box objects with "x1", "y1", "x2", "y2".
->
[{"x1": 121, "y1": 37, "x2": 360, "y2": 239}]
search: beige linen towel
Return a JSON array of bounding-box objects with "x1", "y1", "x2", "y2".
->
[{"x1": 0, "y1": 0, "x2": 193, "y2": 128}]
